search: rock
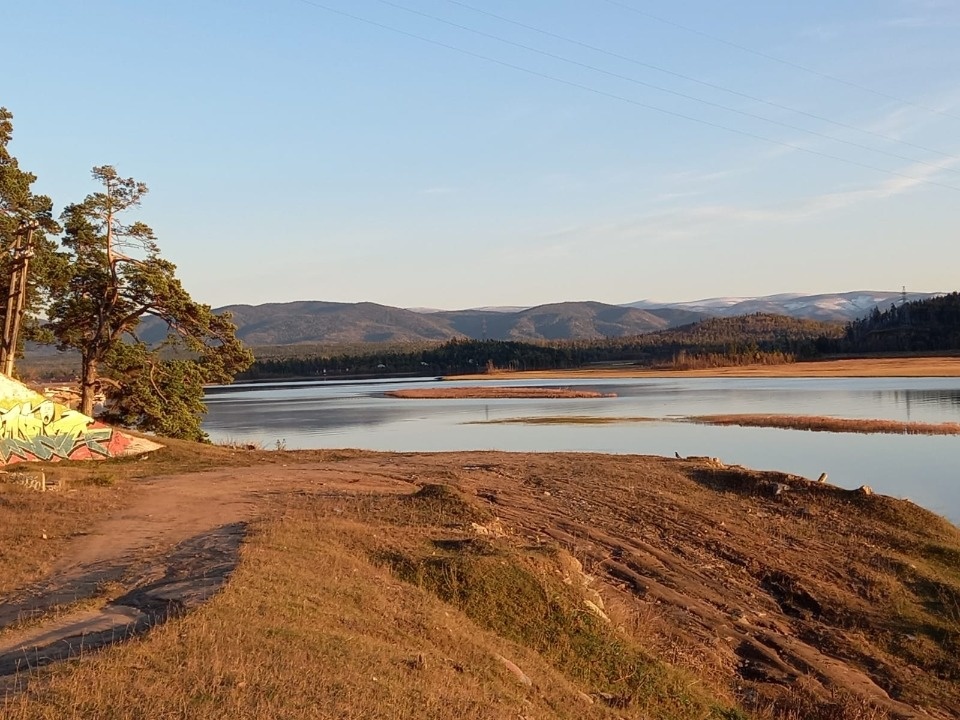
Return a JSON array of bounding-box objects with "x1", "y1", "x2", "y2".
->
[
  {"x1": 584, "y1": 599, "x2": 609, "y2": 622},
  {"x1": 470, "y1": 520, "x2": 506, "y2": 537},
  {"x1": 857, "y1": 485, "x2": 874, "y2": 496},
  {"x1": 3, "y1": 470, "x2": 47, "y2": 492},
  {"x1": 495, "y1": 654, "x2": 532, "y2": 687}
]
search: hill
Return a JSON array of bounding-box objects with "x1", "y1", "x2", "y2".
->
[
  {"x1": 130, "y1": 292, "x2": 938, "y2": 347},
  {"x1": 137, "y1": 301, "x2": 706, "y2": 345}
]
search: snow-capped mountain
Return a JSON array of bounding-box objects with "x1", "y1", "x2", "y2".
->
[{"x1": 627, "y1": 291, "x2": 944, "y2": 323}]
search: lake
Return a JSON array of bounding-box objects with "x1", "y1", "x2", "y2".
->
[{"x1": 203, "y1": 377, "x2": 960, "y2": 521}]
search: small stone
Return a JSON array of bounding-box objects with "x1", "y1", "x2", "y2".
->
[{"x1": 496, "y1": 654, "x2": 532, "y2": 687}]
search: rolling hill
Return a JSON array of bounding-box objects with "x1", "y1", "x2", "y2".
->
[
  {"x1": 131, "y1": 291, "x2": 944, "y2": 346},
  {"x1": 137, "y1": 301, "x2": 706, "y2": 345}
]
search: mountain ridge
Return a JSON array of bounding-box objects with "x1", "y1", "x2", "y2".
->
[{"x1": 135, "y1": 291, "x2": 942, "y2": 346}]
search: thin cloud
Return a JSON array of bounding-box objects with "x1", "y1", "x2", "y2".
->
[{"x1": 518, "y1": 155, "x2": 960, "y2": 256}]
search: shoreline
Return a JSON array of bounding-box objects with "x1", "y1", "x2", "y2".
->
[{"x1": 446, "y1": 355, "x2": 960, "y2": 380}]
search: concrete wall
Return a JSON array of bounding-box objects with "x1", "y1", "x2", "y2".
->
[{"x1": 0, "y1": 375, "x2": 130, "y2": 464}]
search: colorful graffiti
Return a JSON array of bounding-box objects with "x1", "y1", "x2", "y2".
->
[{"x1": 0, "y1": 378, "x2": 130, "y2": 464}]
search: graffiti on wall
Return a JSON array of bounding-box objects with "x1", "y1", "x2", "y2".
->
[{"x1": 0, "y1": 399, "x2": 130, "y2": 464}]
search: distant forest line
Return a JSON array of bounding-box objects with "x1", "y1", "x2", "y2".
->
[
  {"x1": 21, "y1": 294, "x2": 960, "y2": 382},
  {"x1": 240, "y1": 313, "x2": 835, "y2": 380}
]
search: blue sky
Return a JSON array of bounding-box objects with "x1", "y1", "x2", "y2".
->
[{"x1": 4, "y1": 0, "x2": 959, "y2": 309}]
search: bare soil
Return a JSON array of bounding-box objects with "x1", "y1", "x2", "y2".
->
[{"x1": 2, "y1": 450, "x2": 959, "y2": 718}]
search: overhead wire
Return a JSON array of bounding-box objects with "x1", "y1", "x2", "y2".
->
[
  {"x1": 291, "y1": 0, "x2": 960, "y2": 192},
  {"x1": 599, "y1": 0, "x2": 960, "y2": 123},
  {"x1": 370, "y1": 0, "x2": 960, "y2": 177},
  {"x1": 442, "y1": 0, "x2": 959, "y2": 162}
]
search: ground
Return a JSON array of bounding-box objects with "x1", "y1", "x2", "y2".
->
[{"x1": 1, "y1": 443, "x2": 959, "y2": 719}]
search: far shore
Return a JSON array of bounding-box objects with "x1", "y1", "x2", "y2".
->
[{"x1": 446, "y1": 356, "x2": 960, "y2": 380}]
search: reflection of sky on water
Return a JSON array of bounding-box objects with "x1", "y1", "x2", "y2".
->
[{"x1": 204, "y1": 377, "x2": 960, "y2": 521}]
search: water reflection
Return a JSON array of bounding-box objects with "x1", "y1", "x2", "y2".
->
[{"x1": 204, "y1": 377, "x2": 960, "y2": 521}]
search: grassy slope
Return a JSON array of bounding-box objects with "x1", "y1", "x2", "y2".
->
[
  {"x1": 2, "y1": 483, "x2": 741, "y2": 720},
  {"x1": 3, "y1": 449, "x2": 960, "y2": 719}
]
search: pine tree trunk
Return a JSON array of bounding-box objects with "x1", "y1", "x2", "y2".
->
[{"x1": 80, "y1": 353, "x2": 97, "y2": 417}]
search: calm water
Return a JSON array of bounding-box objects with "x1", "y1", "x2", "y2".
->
[{"x1": 203, "y1": 377, "x2": 960, "y2": 521}]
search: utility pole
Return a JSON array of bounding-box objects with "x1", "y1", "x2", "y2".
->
[{"x1": 0, "y1": 218, "x2": 39, "y2": 376}]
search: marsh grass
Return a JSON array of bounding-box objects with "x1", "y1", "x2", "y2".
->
[
  {"x1": 387, "y1": 387, "x2": 615, "y2": 399},
  {"x1": 688, "y1": 414, "x2": 960, "y2": 436}
]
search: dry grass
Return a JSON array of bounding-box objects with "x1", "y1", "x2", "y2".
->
[
  {"x1": 1, "y1": 486, "x2": 743, "y2": 720},
  {"x1": 453, "y1": 356, "x2": 960, "y2": 379},
  {"x1": 0, "y1": 482, "x2": 123, "y2": 599},
  {"x1": 386, "y1": 387, "x2": 616, "y2": 399},
  {"x1": 4, "y1": 450, "x2": 960, "y2": 719},
  {"x1": 688, "y1": 414, "x2": 960, "y2": 436}
]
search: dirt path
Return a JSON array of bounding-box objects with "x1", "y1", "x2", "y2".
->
[{"x1": 0, "y1": 462, "x2": 414, "y2": 687}]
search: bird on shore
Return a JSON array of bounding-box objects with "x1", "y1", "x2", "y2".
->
[
  {"x1": 817, "y1": 472, "x2": 828, "y2": 483},
  {"x1": 674, "y1": 451, "x2": 682, "y2": 459}
]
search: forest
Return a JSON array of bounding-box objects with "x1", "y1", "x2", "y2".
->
[
  {"x1": 240, "y1": 313, "x2": 843, "y2": 379},
  {"x1": 832, "y1": 292, "x2": 960, "y2": 353}
]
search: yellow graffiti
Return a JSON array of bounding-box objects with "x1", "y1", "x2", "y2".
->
[{"x1": 0, "y1": 399, "x2": 94, "y2": 442}]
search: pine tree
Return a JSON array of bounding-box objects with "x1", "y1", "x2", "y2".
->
[{"x1": 47, "y1": 166, "x2": 252, "y2": 438}]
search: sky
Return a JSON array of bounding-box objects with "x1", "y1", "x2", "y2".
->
[{"x1": 3, "y1": 0, "x2": 959, "y2": 310}]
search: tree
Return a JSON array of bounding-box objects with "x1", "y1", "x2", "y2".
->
[
  {"x1": 0, "y1": 108, "x2": 67, "y2": 369},
  {"x1": 47, "y1": 166, "x2": 252, "y2": 439}
]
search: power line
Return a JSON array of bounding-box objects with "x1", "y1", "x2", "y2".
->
[
  {"x1": 371, "y1": 0, "x2": 960, "y2": 177},
  {"x1": 291, "y1": 0, "x2": 960, "y2": 193},
  {"x1": 600, "y1": 0, "x2": 960, "y2": 123},
  {"x1": 442, "y1": 0, "x2": 959, "y2": 162}
]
